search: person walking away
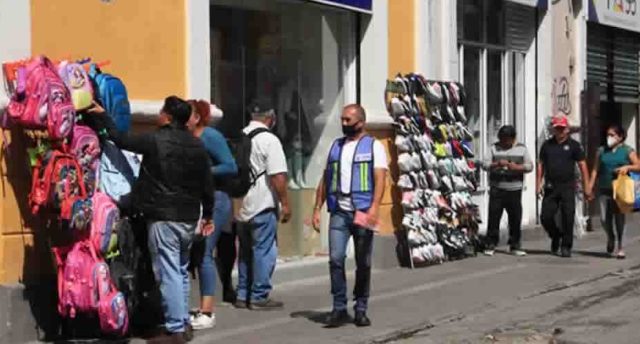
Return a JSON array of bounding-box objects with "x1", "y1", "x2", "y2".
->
[
  {"x1": 537, "y1": 114, "x2": 591, "y2": 258},
  {"x1": 86, "y1": 96, "x2": 215, "y2": 343},
  {"x1": 587, "y1": 124, "x2": 640, "y2": 259},
  {"x1": 187, "y1": 100, "x2": 237, "y2": 329},
  {"x1": 311, "y1": 104, "x2": 388, "y2": 328},
  {"x1": 235, "y1": 99, "x2": 291, "y2": 310},
  {"x1": 482, "y1": 125, "x2": 533, "y2": 256}
]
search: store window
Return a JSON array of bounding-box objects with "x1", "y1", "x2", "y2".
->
[
  {"x1": 210, "y1": 0, "x2": 355, "y2": 189},
  {"x1": 458, "y1": 0, "x2": 531, "y2": 189}
]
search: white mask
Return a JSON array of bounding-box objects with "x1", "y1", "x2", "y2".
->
[{"x1": 607, "y1": 135, "x2": 618, "y2": 148}]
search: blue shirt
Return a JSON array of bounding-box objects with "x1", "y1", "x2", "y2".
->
[
  {"x1": 200, "y1": 127, "x2": 237, "y2": 176},
  {"x1": 598, "y1": 144, "x2": 632, "y2": 191}
]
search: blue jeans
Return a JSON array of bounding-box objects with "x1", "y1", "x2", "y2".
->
[
  {"x1": 148, "y1": 221, "x2": 196, "y2": 333},
  {"x1": 198, "y1": 191, "x2": 232, "y2": 296},
  {"x1": 236, "y1": 211, "x2": 278, "y2": 302},
  {"x1": 329, "y1": 211, "x2": 374, "y2": 313}
]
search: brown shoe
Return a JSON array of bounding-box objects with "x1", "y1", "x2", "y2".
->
[
  {"x1": 184, "y1": 324, "x2": 194, "y2": 342},
  {"x1": 147, "y1": 332, "x2": 186, "y2": 344}
]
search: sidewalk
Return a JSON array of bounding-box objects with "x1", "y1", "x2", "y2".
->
[{"x1": 164, "y1": 215, "x2": 638, "y2": 344}]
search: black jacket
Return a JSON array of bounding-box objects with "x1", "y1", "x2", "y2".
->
[{"x1": 87, "y1": 114, "x2": 215, "y2": 222}]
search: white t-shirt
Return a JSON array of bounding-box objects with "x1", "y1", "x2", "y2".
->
[
  {"x1": 237, "y1": 121, "x2": 288, "y2": 222},
  {"x1": 337, "y1": 137, "x2": 389, "y2": 212}
]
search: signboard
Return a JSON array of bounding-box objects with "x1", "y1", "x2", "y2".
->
[
  {"x1": 307, "y1": 0, "x2": 372, "y2": 13},
  {"x1": 508, "y1": 0, "x2": 548, "y2": 9},
  {"x1": 589, "y1": 0, "x2": 640, "y2": 33}
]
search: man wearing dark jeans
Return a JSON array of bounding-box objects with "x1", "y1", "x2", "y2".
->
[
  {"x1": 483, "y1": 125, "x2": 533, "y2": 257},
  {"x1": 312, "y1": 104, "x2": 388, "y2": 328},
  {"x1": 537, "y1": 114, "x2": 591, "y2": 258}
]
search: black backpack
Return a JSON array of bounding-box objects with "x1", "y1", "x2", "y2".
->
[{"x1": 218, "y1": 127, "x2": 270, "y2": 198}]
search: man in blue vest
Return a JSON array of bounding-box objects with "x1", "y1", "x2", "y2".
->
[{"x1": 312, "y1": 104, "x2": 388, "y2": 328}]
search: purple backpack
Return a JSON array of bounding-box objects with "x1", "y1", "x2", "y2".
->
[{"x1": 90, "y1": 192, "x2": 120, "y2": 256}]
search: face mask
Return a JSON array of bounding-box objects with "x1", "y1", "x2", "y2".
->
[
  {"x1": 607, "y1": 135, "x2": 618, "y2": 148},
  {"x1": 342, "y1": 123, "x2": 361, "y2": 137}
]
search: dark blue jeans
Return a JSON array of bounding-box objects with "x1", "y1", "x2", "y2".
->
[
  {"x1": 236, "y1": 211, "x2": 278, "y2": 302},
  {"x1": 329, "y1": 211, "x2": 374, "y2": 313},
  {"x1": 198, "y1": 191, "x2": 232, "y2": 296}
]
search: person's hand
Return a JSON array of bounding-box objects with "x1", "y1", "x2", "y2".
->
[
  {"x1": 311, "y1": 207, "x2": 321, "y2": 233},
  {"x1": 280, "y1": 203, "x2": 292, "y2": 224},
  {"x1": 366, "y1": 205, "x2": 379, "y2": 227},
  {"x1": 536, "y1": 184, "x2": 544, "y2": 198},
  {"x1": 86, "y1": 101, "x2": 106, "y2": 114},
  {"x1": 498, "y1": 159, "x2": 509, "y2": 167},
  {"x1": 617, "y1": 166, "x2": 631, "y2": 175},
  {"x1": 200, "y1": 219, "x2": 214, "y2": 237},
  {"x1": 584, "y1": 189, "x2": 594, "y2": 202}
]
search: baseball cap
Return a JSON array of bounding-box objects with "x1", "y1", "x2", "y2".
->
[
  {"x1": 248, "y1": 98, "x2": 274, "y2": 115},
  {"x1": 551, "y1": 115, "x2": 568, "y2": 128}
]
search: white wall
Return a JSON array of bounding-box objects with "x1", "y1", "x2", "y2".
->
[
  {"x1": 0, "y1": 0, "x2": 31, "y2": 109},
  {"x1": 360, "y1": 0, "x2": 391, "y2": 125},
  {"x1": 186, "y1": 0, "x2": 211, "y2": 100},
  {"x1": 415, "y1": 0, "x2": 459, "y2": 81}
]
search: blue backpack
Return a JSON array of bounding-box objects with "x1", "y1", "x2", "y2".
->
[{"x1": 89, "y1": 64, "x2": 131, "y2": 133}]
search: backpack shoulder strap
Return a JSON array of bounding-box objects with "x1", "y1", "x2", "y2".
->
[{"x1": 247, "y1": 127, "x2": 270, "y2": 140}]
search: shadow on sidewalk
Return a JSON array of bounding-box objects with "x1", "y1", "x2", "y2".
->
[
  {"x1": 290, "y1": 311, "x2": 329, "y2": 325},
  {"x1": 574, "y1": 250, "x2": 611, "y2": 258}
]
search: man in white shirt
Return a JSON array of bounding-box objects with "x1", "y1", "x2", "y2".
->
[
  {"x1": 312, "y1": 104, "x2": 388, "y2": 328},
  {"x1": 235, "y1": 100, "x2": 291, "y2": 310}
]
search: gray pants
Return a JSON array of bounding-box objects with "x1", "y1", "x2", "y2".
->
[{"x1": 598, "y1": 194, "x2": 626, "y2": 251}]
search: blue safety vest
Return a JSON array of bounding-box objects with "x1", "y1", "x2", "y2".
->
[{"x1": 325, "y1": 135, "x2": 375, "y2": 213}]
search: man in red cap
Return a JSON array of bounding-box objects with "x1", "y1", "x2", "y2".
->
[{"x1": 537, "y1": 113, "x2": 591, "y2": 257}]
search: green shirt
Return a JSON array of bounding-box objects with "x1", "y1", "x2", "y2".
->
[{"x1": 598, "y1": 144, "x2": 632, "y2": 191}]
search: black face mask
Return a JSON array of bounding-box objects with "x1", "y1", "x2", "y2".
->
[{"x1": 342, "y1": 123, "x2": 362, "y2": 137}]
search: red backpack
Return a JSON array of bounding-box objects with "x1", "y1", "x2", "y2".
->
[
  {"x1": 29, "y1": 150, "x2": 87, "y2": 219},
  {"x1": 7, "y1": 56, "x2": 75, "y2": 140}
]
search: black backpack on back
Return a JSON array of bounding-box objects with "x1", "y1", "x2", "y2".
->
[{"x1": 218, "y1": 127, "x2": 270, "y2": 198}]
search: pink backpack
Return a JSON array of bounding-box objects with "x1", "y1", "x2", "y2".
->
[
  {"x1": 58, "y1": 61, "x2": 94, "y2": 111},
  {"x1": 53, "y1": 241, "x2": 111, "y2": 318},
  {"x1": 7, "y1": 56, "x2": 75, "y2": 140},
  {"x1": 97, "y1": 283, "x2": 129, "y2": 336},
  {"x1": 91, "y1": 192, "x2": 120, "y2": 255},
  {"x1": 71, "y1": 125, "x2": 101, "y2": 167}
]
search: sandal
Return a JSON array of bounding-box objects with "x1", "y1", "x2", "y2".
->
[{"x1": 617, "y1": 250, "x2": 626, "y2": 260}]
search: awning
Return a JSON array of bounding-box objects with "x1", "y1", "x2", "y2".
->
[
  {"x1": 589, "y1": 0, "x2": 640, "y2": 33},
  {"x1": 508, "y1": 0, "x2": 548, "y2": 9},
  {"x1": 306, "y1": 0, "x2": 372, "y2": 14}
]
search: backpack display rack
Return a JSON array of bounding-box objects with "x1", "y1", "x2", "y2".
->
[
  {"x1": 1, "y1": 55, "x2": 138, "y2": 338},
  {"x1": 385, "y1": 74, "x2": 482, "y2": 269}
]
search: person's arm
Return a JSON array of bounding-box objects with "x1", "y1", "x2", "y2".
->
[
  {"x1": 587, "y1": 149, "x2": 601, "y2": 196},
  {"x1": 617, "y1": 149, "x2": 640, "y2": 175},
  {"x1": 573, "y1": 142, "x2": 591, "y2": 198},
  {"x1": 86, "y1": 103, "x2": 154, "y2": 155},
  {"x1": 311, "y1": 176, "x2": 326, "y2": 231},
  {"x1": 367, "y1": 168, "x2": 387, "y2": 226},
  {"x1": 202, "y1": 128, "x2": 238, "y2": 176},
  {"x1": 266, "y1": 136, "x2": 291, "y2": 223},
  {"x1": 270, "y1": 173, "x2": 291, "y2": 223},
  {"x1": 536, "y1": 144, "x2": 545, "y2": 195},
  {"x1": 481, "y1": 145, "x2": 501, "y2": 171},
  {"x1": 507, "y1": 147, "x2": 534, "y2": 174}
]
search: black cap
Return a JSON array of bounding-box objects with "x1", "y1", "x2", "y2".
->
[{"x1": 248, "y1": 98, "x2": 274, "y2": 114}]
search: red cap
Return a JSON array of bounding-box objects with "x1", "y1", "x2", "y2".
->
[{"x1": 551, "y1": 115, "x2": 568, "y2": 128}]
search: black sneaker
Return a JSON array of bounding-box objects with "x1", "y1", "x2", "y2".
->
[
  {"x1": 223, "y1": 289, "x2": 237, "y2": 304},
  {"x1": 251, "y1": 298, "x2": 284, "y2": 311},
  {"x1": 354, "y1": 311, "x2": 371, "y2": 327},
  {"x1": 551, "y1": 238, "x2": 560, "y2": 255},
  {"x1": 326, "y1": 309, "x2": 350, "y2": 328},
  {"x1": 183, "y1": 324, "x2": 194, "y2": 342},
  {"x1": 560, "y1": 247, "x2": 572, "y2": 258}
]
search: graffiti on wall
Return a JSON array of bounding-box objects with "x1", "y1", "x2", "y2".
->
[{"x1": 552, "y1": 76, "x2": 572, "y2": 115}]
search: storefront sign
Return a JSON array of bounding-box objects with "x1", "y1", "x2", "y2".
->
[
  {"x1": 589, "y1": 0, "x2": 640, "y2": 33},
  {"x1": 508, "y1": 0, "x2": 548, "y2": 9},
  {"x1": 307, "y1": 0, "x2": 372, "y2": 13}
]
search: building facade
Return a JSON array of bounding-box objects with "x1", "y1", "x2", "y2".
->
[{"x1": 1, "y1": 0, "x2": 638, "y2": 286}]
